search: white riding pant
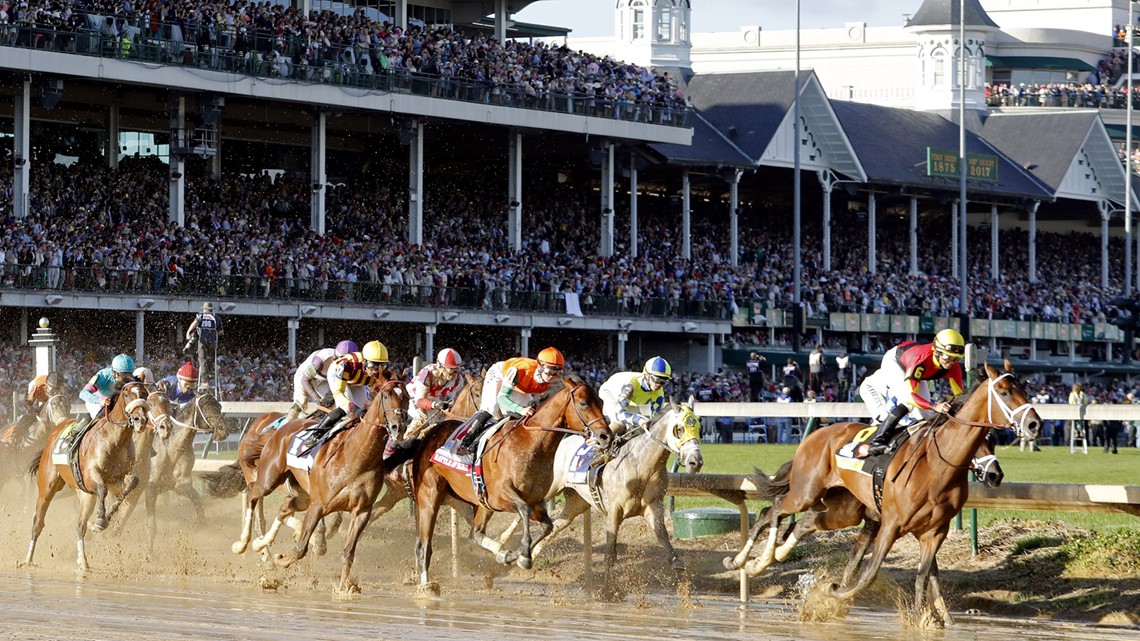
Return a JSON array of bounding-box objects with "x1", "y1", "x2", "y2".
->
[{"x1": 292, "y1": 373, "x2": 331, "y2": 410}]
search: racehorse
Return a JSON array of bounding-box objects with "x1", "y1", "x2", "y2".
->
[
  {"x1": 117, "y1": 392, "x2": 228, "y2": 550},
  {"x1": 387, "y1": 375, "x2": 612, "y2": 594},
  {"x1": 368, "y1": 371, "x2": 485, "y2": 522},
  {"x1": 508, "y1": 397, "x2": 704, "y2": 596},
  {"x1": 723, "y1": 362, "x2": 1039, "y2": 626},
  {"x1": 19, "y1": 381, "x2": 153, "y2": 573},
  {"x1": 233, "y1": 370, "x2": 409, "y2": 593},
  {"x1": 0, "y1": 390, "x2": 72, "y2": 494}
]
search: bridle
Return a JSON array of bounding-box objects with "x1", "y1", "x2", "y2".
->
[
  {"x1": 944, "y1": 372, "x2": 1036, "y2": 440},
  {"x1": 360, "y1": 379, "x2": 409, "y2": 436},
  {"x1": 519, "y1": 380, "x2": 609, "y2": 437},
  {"x1": 103, "y1": 382, "x2": 150, "y2": 431},
  {"x1": 170, "y1": 394, "x2": 226, "y2": 438}
]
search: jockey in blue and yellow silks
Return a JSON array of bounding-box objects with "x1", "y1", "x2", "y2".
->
[{"x1": 599, "y1": 356, "x2": 672, "y2": 441}]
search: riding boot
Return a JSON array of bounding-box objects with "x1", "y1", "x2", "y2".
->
[
  {"x1": 283, "y1": 403, "x2": 302, "y2": 424},
  {"x1": 303, "y1": 408, "x2": 345, "y2": 452},
  {"x1": 859, "y1": 405, "x2": 909, "y2": 458},
  {"x1": 456, "y1": 410, "x2": 492, "y2": 456}
]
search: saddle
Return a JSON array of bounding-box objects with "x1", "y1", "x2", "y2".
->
[
  {"x1": 836, "y1": 421, "x2": 928, "y2": 512},
  {"x1": 50, "y1": 419, "x2": 89, "y2": 492}
]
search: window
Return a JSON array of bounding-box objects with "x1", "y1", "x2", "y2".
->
[
  {"x1": 932, "y1": 49, "x2": 946, "y2": 88},
  {"x1": 657, "y1": 3, "x2": 672, "y2": 41},
  {"x1": 632, "y1": 1, "x2": 646, "y2": 40}
]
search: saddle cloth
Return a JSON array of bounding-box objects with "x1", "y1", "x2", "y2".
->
[
  {"x1": 49, "y1": 419, "x2": 86, "y2": 491},
  {"x1": 285, "y1": 416, "x2": 353, "y2": 472},
  {"x1": 430, "y1": 416, "x2": 506, "y2": 473}
]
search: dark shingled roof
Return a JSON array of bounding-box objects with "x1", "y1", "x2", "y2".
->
[
  {"x1": 907, "y1": 0, "x2": 1000, "y2": 29},
  {"x1": 648, "y1": 110, "x2": 752, "y2": 166},
  {"x1": 980, "y1": 112, "x2": 1099, "y2": 190},
  {"x1": 681, "y1": 71, "x2": 806, "y2": 162},
  {"x1": 829, "y1": 101, "x2": 1050, "y2": 199}
]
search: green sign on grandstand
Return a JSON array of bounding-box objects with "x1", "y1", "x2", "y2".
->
[{"x1": 926, "y1": 148, "x2": 999, "y2": 182}]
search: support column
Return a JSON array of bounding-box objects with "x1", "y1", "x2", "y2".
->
[
  {"x1": 520, "y1": 328, "x2": 532, "y2": 359},
  {"x1": 909, "y1": 196, "x2": 919, "y2": 276},
  {"x1": 818, "y1": 172, "x2": 833, "y2": 272},
  {"x1": 1028, "y1": 201, "x2": 1039, "y2": 283},
  {"x1": 425, "y1": 324, "x2": 437, "y2": 363},
  {"x1": 394, "y1": 0, "x2": 407, "y2": 30},
  {"x1": 407, "y1": 120, "x2": 424, "y2": 245},
  {"x1": 211, "y1": 125, "x2": 222, "y2": 179},
  {"x1": 494, "y1": 0, "x2": 511, "y2": 44},
  {"x1": 706, "y1": 333, "x2": 716, "y2": 373},
  {"x1": 169, "y1": 96, "x2": 186, "y2": 226},
  {"x1": 135, "y1": 311, "x2": 145, "y2": 366},
  {"x1": 1100, "y1": 200, "x2": 1111, "y2": 290},
  {"x1": 311, "y1": 111, "x2": 327, "y2": 236},
  {"x1": 507, "y1": 130, "x2": 523, "y2": 251},
  {"x1": 630, "y1": 152, "x2": 639, "y2": 259},
  {"x1": 951, "y1": 200, "x2": 959, "y2": 277},
  {"x1": 317, "y1": 326, "x2": 326, "y2": 349},
  {"x1": 728, "y1": 169, "x2": 741, "y2": 267},
  {"x1": 991, "y1": 204, "x2": 999, "y2": 281},
  {"x1": 682, "y1": 169, "x2": 692, "y2": 260},
  {"x1": 13, "y1": 79, "x2": 31, "y2": 218},
  {"x1": 616, "y1": 331, "x2": 628, "y2": 370},
  {"x1": 287, "y1": 318, "x2": 299, "y2": 366},
  {"x1": 867, "y1": 192, "x2": 877, "y2": 275},
  {"x1": 599, "y1": 141, "x2": 615, "y2": 257},
  {"x1": 107, "y1": 104, "x2": 120, "y2": 170}
]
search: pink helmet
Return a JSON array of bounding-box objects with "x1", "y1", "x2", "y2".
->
[{"x1": 436, "y1": 348, "x2": 463, "y2": 369}]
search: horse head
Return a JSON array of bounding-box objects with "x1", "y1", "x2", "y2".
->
[
  {"x1": 117, "y1": 381, "x2": 152, "y2": 433},
  {"x1": 545, "y1": 375, "x2": 612, "y2": 448},
  {"x1": 662, "y1": 396, "x2": 704, "y2": 473},
  {"x1": 194, "y1": 394, "x2": 230, "y2": 442},
  {"x1": 980, "y1": 361, "x2": 1041, "y2": 443},
  {"x1": 367, "y1": 370, "x2": 410, "y2": 437},
  {"x1": 35, "y1": 392, "x2": 72, "y2": 438},
  {"x1": 145, "y1": 389, "x2": 174, "y2": 441}
]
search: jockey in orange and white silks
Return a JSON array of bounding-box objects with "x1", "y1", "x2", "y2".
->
[
  {"x1": 405, "y1": 348, "x2": 464, "y2": 439},
  {"x1": 284, "y1": 340, "x2": 357, "y2": 423},
  {"x1": 857, "y1": 329, "x2": 966, "y2": 457},
  {"x1": 456, "y1": 347, "x2": 564, "y2": 456}
]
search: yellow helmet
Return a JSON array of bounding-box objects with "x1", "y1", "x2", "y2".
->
[
  {"x1": 362, "y1": 340, "x2": 389, "y2": 365},
  {"x1": 933, "y1": 329, "x2": 965, "y2": 357}
]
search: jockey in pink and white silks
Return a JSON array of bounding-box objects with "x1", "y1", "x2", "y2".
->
[
  {"x1": 284, "y1": 340, "x2": 358, "y2": 423},
  {"x1": 405, "y1": 348, "x2": 464, "y2": 439}
]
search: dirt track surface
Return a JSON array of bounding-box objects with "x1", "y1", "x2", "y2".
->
[{"x1": 1, "y1": 480, "x2": 1137, "y2": 640}]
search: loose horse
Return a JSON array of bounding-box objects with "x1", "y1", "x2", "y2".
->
[
  {"x1": 117, "y1": 392, "x2": 228, "y2": 550},
  {"x1": 19, "y1": 381, "x2": 152, "y2": 572},
  {"x1": 513, "y1": 398, "x2": 704, "y2": 596},
  {"x1": 233, "y1": 371, "x2": 409, "y2": 592},
  {"x1": 389, "y1": 376, "x2": 612, "y2": 594},
  {"x1": 724, "y1": 363, "x2": 1039, "y2": 625}
]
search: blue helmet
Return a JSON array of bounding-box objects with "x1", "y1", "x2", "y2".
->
[
  {"x1": 336, "y1": 340, "x2": 359, "y2": 356},
  {"x1": 111, "y1": 354, "x2": 136, "y2": 374},
  {"x1": 643, "y1": 356, "x2": 672, "y2": 381}
]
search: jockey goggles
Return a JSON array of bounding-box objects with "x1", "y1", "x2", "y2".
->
[{"x1": 537, "y1": 363, "x2": 563, "y2": 378}]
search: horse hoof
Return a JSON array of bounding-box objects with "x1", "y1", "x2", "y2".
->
[
  {"x1": 251, "y1": 537, "x2": 269, "y2": 553},
  {"x1": 312, "y1": 541, "x2": 327, "y2": 557},
  {"x1": 91, "y1": 518, "x2": 108, "y2": 532},
  {"x1": 516, "y1": 555, "x2": 532, "y2": 570},
  {"x1": 231, "y1": 541, "x2": 248, "y2": 554},
  {"x1": 721, "y1": 556, "x2": 740, "y2": 570},
  {"x1": 334, "y1": 580, "x2": 362, "y2": 598},
  {"x1": 273, "y1": 554, "x2": 293, "y2": 568},
  {"x1": 495, "y1": 549, "x2": 517, "y2": 565},
  {"x1": 414, "y1": 582, "x2": 441, "y2": 598}
]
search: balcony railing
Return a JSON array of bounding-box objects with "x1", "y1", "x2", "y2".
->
[
  {"x1": 4, "y1": 264, "x2": 732, "y2": 320},
  {"x1": 0, "y1": 18, "x2": 692, "y2": 127}
]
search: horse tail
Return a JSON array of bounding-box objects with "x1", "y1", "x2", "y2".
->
[
  {"x1": 751, "y1": 460, "x2": 792, "y2": 501},
  {"x1": 26, "y1": 449, "x2": 44, "y2": 477},
  {"x1": 200, "y1": 463, "x2": 245, "y2": 498}
]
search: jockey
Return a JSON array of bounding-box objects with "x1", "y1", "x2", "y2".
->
[
  {"x1": 457, "y1": 347, "x2": 564, "y2": 456},
  {"x1": 599, "y1": 356, "x2": 672, "y2": 442},
  {"x1": 4, "y1": 372, "x2": 65, "y2": 446},
  {"x1": 302, "y1": 340, "x2": 388, "y2": 448},
  {"x1": 159, "y1": 362, "x2": 200, "y2": 407},
  {"x1": 79, "y1": 353, "x2": 137, "y2": 422},
  {"x1": 133, "y1": 367, "x2": 155, "y2": 386},
  {"x1": 857, "y1": 328, "x2": 966, "y2": 458},
  {"x1": 284, "y1": 340, "x2": 358, "y2": 423},
  {"x1": 405, "y1": 347, "x2": 464, "y2": 440}
]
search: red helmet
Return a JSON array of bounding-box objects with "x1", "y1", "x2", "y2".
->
[
  {"x1": 537, "y1": 347, "x2": 565, "y2": 369},
  {"x1": 177, "y1": 362, "x2": 199, "y2": 382},
  {"x1": 436, "y1": 348, "x2": 463, "y2": 369}
]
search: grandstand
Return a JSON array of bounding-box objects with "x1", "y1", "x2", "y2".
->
[{"x1": 0, "y1": 0, "x2": 1136, "y2": 414}]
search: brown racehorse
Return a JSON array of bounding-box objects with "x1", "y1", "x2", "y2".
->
[
  {"x1": 19, "y1": 381, "x2": 152, "y2": 573},
  {"x1": 368, "y1": 371, "x2": 485, "y2": 522},
  {"x1": 233, "y1": 370, "x2": 409, "y2": 592},
  {"x1": 117, "y1": 392, "x2": 228, "y2": 550},
  {"x1": 0, "y1": 390, "x2": 72, "y2": 494},
  {"x1": 724, "y1": 363, "x2": 1039, "y2": 625},
  {"x1": 389, "y1": 375, "x2": 612, "y2": 594}
]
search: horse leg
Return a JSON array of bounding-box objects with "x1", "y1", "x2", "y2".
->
[
  {"x1": 467, "y1": 506, "x2": 509, "y2": 559},
  {"x1": 599, "y1": 508, "x2": 626, "y2": 598},
  {"x1": 520, "y1": 501, "x2": 555, "y2": 570},
  {"x1": 75, "y1": 491, "x2": 99, "y2": 574},
  {"x1": 645, "y1": 500, "x2": 684, "y2": 571},
  {"x1": 914, "y1": 526, "x2": 953, "y2": 626},
  {"x1": 274, "y1": 504, "x2": 325, "y2": 568},
  {"x1": 842, "y1": 519, "x2": 880, "y2": 586},
  {"x1": 741, "y1": 499, "x2": 789, "y2": 575},
  {"x1": 367, "y1": 479, "x2": 406, "y2": 524},
  {"x1": 172, "y1": 478, "x2": 207, "y2": 521},
  {"x1": 828, "y1": 521, "x2": 900, "y2": 601},
  {"x1": 724, "y1": 504, "x2": 774, "y2": 569},
  {"x1": 336, "y1": 508, "x2": 372, "y2": 593},
  {"x1": 414, "y1": 473, "x2": 448, "y2": 592},
  {"x1": 232, "y1": 490, "x2": 258, "y2": 554},
  {"x1": 144, "y1": 484, "x2": 159, "y2": 554},
  {"x1": 91, "y1": 482, "x2": 111, "y2": 532},
  {"x1": 104, "y1": 474, "x2": 140, "y2": 523},
  {"x1": 531, "y1": 491, "x2": 588, "y2": 558},
  {"x1": 18, "y1": 472, "x2": 64, "y2": 568},
  {"x1": 254, "y1": 493, "x2": 305, "y2": 553}
]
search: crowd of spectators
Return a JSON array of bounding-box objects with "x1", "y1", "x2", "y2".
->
[{"x1": 0, "y1": 3, "x2": 687, "y2": 122}]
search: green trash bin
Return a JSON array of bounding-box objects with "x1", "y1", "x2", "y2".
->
[{"x1": 672, "y1": 507, "x2": 757, "y2": 540}]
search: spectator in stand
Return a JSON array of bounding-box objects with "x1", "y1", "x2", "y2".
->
[{"x1": 746, "y1": 351, "x2": 766, "y2": 402}]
